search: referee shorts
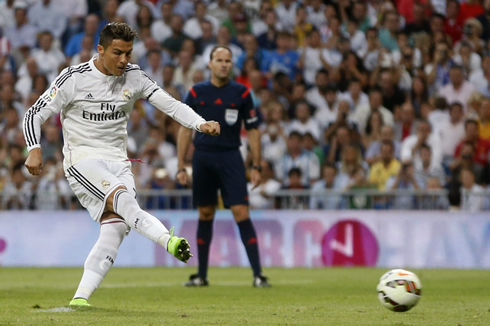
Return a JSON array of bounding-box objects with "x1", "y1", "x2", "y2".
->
[
  {"x1": 65, "y1": 159, "x2": 136, "y2": 222},
  {"x1": 192, "y1": 149, "x2": 248, "y2": 208}
]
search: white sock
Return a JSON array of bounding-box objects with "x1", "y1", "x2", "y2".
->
[
  {"x1": 113, "y1": 189, "x2": 171, "y2": 248},
  {"x1": 73, "y1": 218, "x2": 127, "y2": 300}
]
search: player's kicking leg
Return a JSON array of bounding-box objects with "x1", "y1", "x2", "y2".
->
[{"x1": 231, "y1": 205, "x2": 271, "y2": 288}]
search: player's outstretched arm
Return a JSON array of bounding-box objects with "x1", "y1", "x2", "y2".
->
[
  {"x1": 176, "y1": 126, "x2": 193, "y2": 185},
  {"x1": 200, "y1": 121, "x2": 220, "y2": 136},
  {"x1": 25, "y1": 148, "x2": 43, "y2": 176}
]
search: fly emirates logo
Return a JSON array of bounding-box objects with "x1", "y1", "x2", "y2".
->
[{"x1": 82, "y1": 103, "x2": 126, "y2": 121}]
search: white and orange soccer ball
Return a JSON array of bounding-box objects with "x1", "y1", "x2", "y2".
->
[{"x1": 377, "y1": 269, "x2": 422, "y2": 312}]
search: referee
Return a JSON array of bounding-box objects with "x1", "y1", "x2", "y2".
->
[{"x1": 177, "y1": 45, "x2": 270, "y2": 287}]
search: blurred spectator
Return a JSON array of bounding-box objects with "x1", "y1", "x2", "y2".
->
[
  {"x1": 362, "y1": 27, "x2": 381, "y2": 71},
  {"x1": 64, "y1": 14, "x2": 100, "y2": 60},
  {"x1": 372, "y1": 68, "x2": 406, "y2": 113},
  {"x1": 460, "y1": 168, "x2": 485, "y2": 212},
  {"x1": 207, "y1": 0, "x2": 228, "y2": 23},
  {"x1": 401, "y1": 120, "x2": 443, "y2": 167},
  {"x1": 70, "y1": 35, "x2": 96, "y2": 66},
  {"x1": 314, "y1": 83, "x2": 339, "y2": 130},
  {"x1": 183, "y1": 1, "x2": 219, "y2": 40},
  {"x1": 305, "y1": 69, "x2": 328, "y2": 108},
  {"x1": 307, "y1": 0, "x2": 327, "y2": 30},
  {"x1": 236, "y1": 33, "x2": 268, "y2": 73},
  {"x1": 28, "y1": 0, "x2": 66, "y2": 41},
  {"x1": 436, "y1": 102, "x2": 466, "y2": 165},
  {"x1": 279, "y1": 131, "x2": 320, "y2": 186},
  {"x1": 386, "y1": 161, "x2": 421, "y2": 209},
  {"x1": 346, "y1": 168, "x2": 377, "y2": 209},
  {"x1": 127, "y1": 103, "x2": 150, "y2": 149},
  {"x1": 427, "y1": 97, "x2": 450, "y2": 132},
  {"x1": 5, "y1": 2, "x2": 37, "y2": 64},
  {"x1": 31, "y1": 31, "x2": 65, "y2": 82},
  {"x1": 151, "y1": 1, "x2": 172, "y2": 44},
  {"x1": 40, "y1": 124, "x2": 61, "y2": 162},
  {"x1": 173, "y1": 50, "x2": 199, "y2": 92},
  {"x1": 339, "y1": 78, "x2": 369, "y2": 112},
  {"x1": 309, "y1": 162, "x2": 344, "y2": 209},
  {"x1": 410, "y1": 76, "x2": 429, "y2": 117},
  {"x1": 2, "y1": 162, "x2": 33, "y2": 209},
  {"x1": 324, "y1": 124, "x2": 354, "y2": 164},
  {"x1": 248, "y1": 159, "x2": 281, "y2": 209},
  {"x1": 478, "y1": 98, "x2": 490, "y2": 140},
  {"x1": 195, "y1": 20, "x2": 217, "y2": 56},
  {"x1": 394, "y1": 102, "x2": 418, "y2": 143},
  {"x1": 363, "y1": 110, "x2": 384, "y2": 148},
  {"x1": 116, "y1": 0, "x2": 158, "y2": 29},
  {"x1": 223, "y1": 8, "x2": 252, "y2": 39},
  {"x1": 379, "y1": 11, "x2": 400, "y2": 51},
  {"x1": 344, "y1": 19, "x2": 367, "y2": 57},
  {"x1": 279, "y1": 167, "x2": 309, "y2": 209},
  {"x1": 0, "y1": 107, "x2": 19, "y2": 145},
  {"x1": 299, "y1": 30, "x2": 328, "y2": 87},
  {"x1": 135, "y1": 5, "x2": 155, "y2": 33},
  {"x1": 425, "y1": 42, "x2": 454, "y2": 95},
  {"x1": 414, "y1": 144, "x2": 446, "y2": 188},
  {"x1": 477, "y1": 0, "x2": 490, "y2": 42},
  {"x1": 0, "y1": 26, "x2": 11, "y2": 72},
  {"x1": 455, "y1": 18, "x2": 484, "y2": 54},
  {"x1": 261, "y1": 32, "x2": 299, "y2": 82},
  {"x1": 332, "y1": 51, "x2": 368, "y2": 92},
  {"x1": 275, "y1": 0, "x2": 297, "y2": 33},
  {"x1": 454, "y1": 119, "x2": 490, "y2": 165},
  {"x1": 324, "y1": 100, "x2": 359, "y2": 146},
  {"x1": 15, "y1": 57, "x2": 38, "y2": 101},
  {"x1": 294, "y1": 5, "x2": 314, "y2": 48},
  {"x1": 337, "y1": 143, "x2": 369, "y2": 185},
  {"x1": 0, "y1": 0, "x2": 16, "y2": 31},
  {"x1": 420, "y1": 177, "x2": 450, "y2": 210},
  {"x1": 100, "y1": 0, "x2": 118, "y2": 27},
  {"x1": 202, "y1": 26, "x2": 243, "y2": 67},
  {"x1": 460, "y1": 1, "x2": 485, "y2": 26},
  {"x1": 365, "y1": 125, "x2": 401, "y2": 165},
  {"x1": 289, "y1": 100, "x2": 321, "y2": 142},
  {"x1": 438, "y1": 65, "x2": 477, "y2": 112},
  {"x1": 469, "y1": 55, "x2": 490, "y2": 97},
  {"x1": 36, "y1": 157, "x2": 72, "y2": 210},
  {"x1": 162, "y1": 15, "x2": 188, "y2": 58},
  {"x1": 353, "y1": 87, "x2": 394, "y2": 133},
  {"x1": 445, "y1": 0, "x2": 464, "y2": 45},
  {"x1": 257, "y1": 8, "x2": 280, "y2": 50},
  {"x1": 164, "y1": 0, "x2": 195, "y2": 21},
  {"x1": 369, "y1": 140, "x2": 401, "y2": 190},
  {"x1": 144, "y1": 49, "x2": 163, "y2": 87},
  {"x1": 0, "y1": 83, "x2": 24, "y2": 118},
  {"x1": 145, "y1": 167, "x2": 176, "y2": 210},
  {"x1": 454, "y1": 42, "x2": 482, "y2": 76}
]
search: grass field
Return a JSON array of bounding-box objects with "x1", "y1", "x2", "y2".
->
[{"x1": 0, "y1": 267, "x2": 489, "y2": 325}]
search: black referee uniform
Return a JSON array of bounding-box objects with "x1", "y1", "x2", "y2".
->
[{"x1": 184, "y1": 80, "x2": 260, "y2": 207}]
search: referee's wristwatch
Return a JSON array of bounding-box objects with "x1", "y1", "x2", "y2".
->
[{"x1": 252, "y1": 165, "x2": 262, "y2": 172}]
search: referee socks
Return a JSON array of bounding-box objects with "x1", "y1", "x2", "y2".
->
[{"x1": 237, "y1": 218, "x2": 262, "y2": 277}]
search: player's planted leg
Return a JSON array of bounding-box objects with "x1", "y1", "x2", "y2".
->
[
  {"x1": 111, "y1": 188, "x2": 192, "y2": 262},
  {"x1": 70, "y1": 217, "x2": 126, "y2": 306}
]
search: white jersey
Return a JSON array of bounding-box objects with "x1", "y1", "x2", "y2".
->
[{"x1": 23, "y1": 55, "x2": 206, "y2": 169}]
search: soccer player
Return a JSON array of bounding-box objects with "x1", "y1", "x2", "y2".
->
[
  {"x1": 176, "y1": 45, "x2": 270, "y2": 288},
  {"x1": 22, "y1": 23, "x2": 220, "y2": 307}
]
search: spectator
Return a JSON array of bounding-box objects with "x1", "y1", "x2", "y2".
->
[
  {"x1": 289, "y1": 100, "x2": 321, "y2": 142},
  {"x1": 36, "y1": 157, "x2": 72, "y2": 210},
  {"x1": 207, "y1": 0, "x2": 228, "y2": 22},
  {"x1": 261, "y1": 32, "x2": 300, "y2": 82},
  {"x1": 460, "y1": 168, "x2": 485, "y2": 211},
  {"x1": 339, "y1": 78, "x2": 369, "y2": 112},
  {"x1": 195, "y1": 20, "x2": 217, "y2": 56},
  {"x1": 151, "y1": 1, "x2": 172, "y2": 44},
  {"x1": 362, "y1": 27, "x2": 381, "y2": 71},
  {"x1": 469, "y1": 55, "x2": 490, "y2": 97},
  {"x1": 294, "y1": 5, "x2": 314, "y2": 48},
  {"x1": 146, "y1": 167, "x2": 175, "y2": 210},
  {"x1": 299, "y1": 30, "x2": 328, "y2": 87},
  {"x1": 403, "y1": 3, "x2": 430, "y2": 37},
  {"x1": 414, "y1": 144, "x2": 447, "y2": 188},
  {"x1": 0, "y1": 26, "x2": 11, "y2": 72},
  {"x1": 5, "y1": 2, "x2": 37, "y2": 64},
  {"x1": 201, "y1": 27, "x2": 243, "y2": 68},
  {"x1": 165, "y1": 0, "x2": 195, "y2": 21},
  {"x1": 135, "y1": 5, "x2": 155, "y2": 33},
  {"x1": 64, "y1": 14, "x2": 100, "y2": 60},
  {"x1": 162, "y1": 15, "x2": 188, "y2": 58},
  {"x1": 307, "y1": 0, "x2": 327, "y2": 30},
  {"x1": 394, "y1": 102, "x2": 418, "y2": 143},
  {"x1": 420, "y1": 177, "x2": 450, "y2": 210},
  {"x1": 173, "y1": 50, "x2": 199, "y2": 92},
  {"x1": 40, "y1": 124, "x2": 62, "y2": 162},
  {"x1": 305, "y1": 69, "x2": 329, "y2": 108},
  {"x1": 345, "y1": 167, "x2": 377, "y2": 209},
  {"x1": 386, "y1": 161, "x2": 421, "y2": 209},
  {"x1": 372, "y1": 68, "x2": 406, "y2": 113},
  {"x1": 438, "y1": 65, "x2": 477, "y2": 112},
  {"x1": 436, "y1": 102, "x2": 466, "y2": 165},
  {"x1": 332, "y1": 51, "x2": 368, "y2": 92},
  {"x1": 70, "y1": 35, "x2": 96, "y2": 66},
  {"x1": 353, "y1": 87, "x2": 394, "y2": 133},
  {"x1": 445, "y1": 0, "x2": 464, "y2": 45},
  {"x1": 2, "y1": 162, "x2": 33, "y2": 209},
  {"x1": 410, "y1": 76, "x2": 429, "y2": 117},
  {"x1": 455, "y1": 18, "x2": 484, "y2": 54},
  {"x1": 279, "y1": 131, "x2": 320, "y2": 186},
  {"x1": 280, "y1": 167, "x2": 309, "y2": 209},
  {"x1": 344, "y1": 19, "x2": 367, "y2": 58},
  {"x1": 261, "y1": 120, "x2": 287, "y2": 177},
  {"x1": 0, "y1": 0, "x2": 15, "y2": 31},
  {"x1": 478, "y1": 98, "x2": 490, "y2": 140},
  {"x1": 378, "y1": 11, "x2": 400, "y2": 51},
  {"x1": 0, "y1": 107, "x2": 20, "y2": 145},
  {"x1": 236, "y1": 33, "x2": 268, "y2": 73},
  {"x1": 257, "y1": 8, "x2": 280, "y2": 50},
  {"x1": 142, "y1": 49, "x2": 163, "y2": 87},
  {"x1": 369, "y1": 140, "x2": 401, "y2": 190},
  {"x1": 183, "y1": 1, "x2": 219, "y2": 40},
  {"x1": 363, "y1": 110, "x2": 384, "y2": 149},
  {"x1": 425, "y1": 42, "x2": 454, "y2": 95},
  {"x1": 324, "y1": 100, "x2": 359, "y2": 145},
  {"x1": 427, "y1": 97, "x2": 450, "y2": 132},
  {"x1": 275, "y1": 0, "x2": 297, "y2": 33},
  {"x1": 248, "y1": 159, "x2": 281, "y2": 209},
  {"x1": 454, "y1": 119, "x2": 490, "y2": 165},
  {"x1": 477, "y1": 0, "x2": 490, "y2": 42},
  {"x1": 314, "y1": 83, "x2": 339, "y2": 130},
  {"x1": 309, "y1": 163, "x2": 344, "y2": 209},
  {"x1": 401, "y1": 120, "x2": 443, "y2": 168},
  {"x1": 454, "y1": 42, "x2": 482, "y2": 76},
  {"x1": 337, "y1": 143, "x2": 369, "y2": 185},
  {"x1": 15, "y1": 57, "x2": 38, "y2": 101},
  {"x1": 31, "y1": 31, "x2": 65, "y2": 82},
  {"x1": 116, "y1": 0, "x2": 158, "y2": 29},
  {"x1": 28, "y1": 0, "x2": 67, "y2": 41}
]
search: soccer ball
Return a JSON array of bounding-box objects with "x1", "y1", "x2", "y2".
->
[{"x1": 377, "y1": 269, "x2": 422, "y2": 312}]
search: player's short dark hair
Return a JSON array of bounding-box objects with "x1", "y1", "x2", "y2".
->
[
  {"x1": 99, "y1": 22, "x2": 137, "y2": 49},
  {"x1": 209, "y1": 45, "x2": 232, "y2": 60}
]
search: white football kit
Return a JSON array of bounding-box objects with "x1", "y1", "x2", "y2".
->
[{"x1": 23, "y1": 55, "x2": 206, "y2": 220}]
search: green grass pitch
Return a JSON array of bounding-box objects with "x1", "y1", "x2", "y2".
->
[{"x1": 1, "y1": 267, "x2": 489, "y2": 325}]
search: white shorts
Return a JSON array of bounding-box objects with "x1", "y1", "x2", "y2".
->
[{"x1": 65, "y1": 159, "x2": 136, "y2": 222}]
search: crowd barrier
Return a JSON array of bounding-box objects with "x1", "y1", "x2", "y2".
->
[{"x1": 1, "y1": 210, "x2": 489, "y2": 269}]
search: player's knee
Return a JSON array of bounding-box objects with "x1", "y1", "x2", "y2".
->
[
  {"x1": 105, "y1": 185, "x2": 128, "y2": 212},
  {"x1": 231, "y1": 205, "x2": 249, "y2": 222},
  {"x1": 198, "y1": 206, "x2": 216, "y2": 220},
  {"x1": 100, "y1": 211, "x2": 124, "y2": 223}
]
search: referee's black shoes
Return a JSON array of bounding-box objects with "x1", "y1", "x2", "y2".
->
[
  {"x1": 183, "y1": 274, "x2": 209, "y2": 287},
  {"x1": 253, "y1": 274, "x2": 271, "y2": 288}
]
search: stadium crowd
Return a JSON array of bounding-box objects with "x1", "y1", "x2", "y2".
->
[{"x1": 1, "y1": 0, "x2": 490, "y2": 211}]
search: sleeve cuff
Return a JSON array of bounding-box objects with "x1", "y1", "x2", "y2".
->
[
  {"x1": 195, "y1": 119, "x2": 206, "y2": 132},
  {"x1": 27, "y1": 144, "x2": 41, "y2": 152}
]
